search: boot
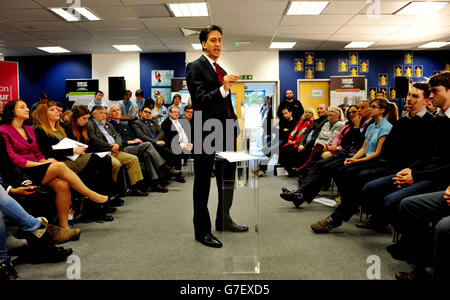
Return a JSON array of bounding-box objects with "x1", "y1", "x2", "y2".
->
[
  {"x1": 295, "y1": 144, "x2": 324, "y2": 173},
  {"x1": 0, "y1": 258, "x2": 21, "y2": 280}
]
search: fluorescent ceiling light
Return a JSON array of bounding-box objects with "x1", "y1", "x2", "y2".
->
[
  {"x1": 168, "y1": 2, "x2": 209, "y2": 17},
  {"x1": 113, "y1": 45, "x2": 143, "y2": 52},
  {"x1": 344, "y1": 41, "x2": 375, "y2": 48},
  {"x1": 270, "y1": 42, "x2": 297, "y2": 49},
  {"x1": 50, "y1": 8, "x2": 80, "y2": 21},
  {"x1": 73, "y1": 7, "x2": 101, "y2": 21},
  {"x1": 192, "y1": 43, "x2": 203, "y2": 50},
  {"x1": 395, "y1": 1, "x2": 448, "y2": 16},
  {"x1": 286, "y1": 1, "x2": 329, "y2": 15},
  {"x1": 37, "y1": 47, "x2": 71, "y2": 53},
  {"x1": 418, "y1": 42, "x2": 450, "y2": 48}
]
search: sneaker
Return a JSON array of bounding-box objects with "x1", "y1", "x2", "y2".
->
[
  {"x1": 250, "y1": 169, "x2": 260, "y2": 176},
  {"x1": 395, "y1": 269, "x2": 432, "y2": 281},
  {"x1": 6, "y1": 234, "x2": 28, "y2": 252},
  {"x1": 46, "y1": 225, "x2": 81, "y2": 244},
  {"x1": 0, "y1": 258, "x2": 21, "y2": 280},
  {"x1": 311, "y1": 216, "x2": 342, "y2": 234}
]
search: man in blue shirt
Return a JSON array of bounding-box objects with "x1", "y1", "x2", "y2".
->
[
  {"x1": 117, "y1": 90, "x2": 138, "y2": 125},
  {"x1": 87, "y1": 91, "x2": 110, "y2": 112}
]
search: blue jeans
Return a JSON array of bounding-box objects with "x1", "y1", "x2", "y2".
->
[
  {"x1": 0, "y1": 185, "x2": 42, "y2": 262},
  {"x1": 362, "y1": 174, "x2": 443, "y2": 228}
]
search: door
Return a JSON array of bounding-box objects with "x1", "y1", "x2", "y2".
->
[
  {"x1": 298, "y1": 80, "x2": 330, "y2": 111},
  {"x1": 230, "y1": 82, "x2": 245, "y2": 151}
]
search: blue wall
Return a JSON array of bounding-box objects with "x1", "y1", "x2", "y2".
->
[
  {"x1": 279, "y1": 50, "x2": 449, "y2": 102},
  {"x1": 140, "y1": 52, "x2": 186, "y2": 102},
  {"x1": 5, "y1": 55, "x2": 92, "y2": 108}
]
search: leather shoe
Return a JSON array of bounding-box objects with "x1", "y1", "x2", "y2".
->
[
  {"x1": 151, "y1": 184, "x2": 168, "y2": 193},
  {"x1": 129, "y1": 188, "x2": 149, "y2": 196},
  {"x1": 104, "y1": 196, "x2": 124, "y2": 207},
  {"x1": 216, "y1": 222, "x2": 249, "y2": 232},
  {"x1": 195, "y1": 233, "x2": 222, "y2": 248}
]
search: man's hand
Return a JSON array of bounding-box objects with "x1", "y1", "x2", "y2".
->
[
  {"x1": 10, "y1": 186, "x2": 37, "y2": 196},
  {"x1": 156, "y1": 141, "x2": 165, "y2": 147},
  {"x1": 223, "y1": 74, "x2": 240, "y2": 91},
  {"x1": 111, "y1": 144, "x2": 120, "y2": 153},
  {"x1": 344, "y1": 158, "x2": 359, "y2": 166},
  {"x1": 134, "y1": 139, "x2": 143, "y2": 144},
  {"x1": 182, "y1": 143, "x2": 193, "y2": 151},
  {"x1": 393, "y1": 168, "x2": 414, "y2": 188},
  {"x1": 73, "y1": 146, "x2": 87, "y2": 155},
  {"x1": 444, "y1": 185, "x2": 450, "y2": 206},
  {"x1": 297, "y1": 145, "x2": 305, "y2": 152},
  {"x1": 352, "y1": 115, "x2": 362, "y2": 128}
]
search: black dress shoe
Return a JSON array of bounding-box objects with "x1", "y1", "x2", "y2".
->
[
  {"x1": 216, "y1": 222, "x2": 249, "y2": 232},
  {"x1": 151, "y1": 184, "x2": 168, "y2": 193},
  {"x1": 195, "y1": 233, "x2": 222, "y2": 248},
  {"x1": 104, "y1": 196, "x2": 124, "y2": 207},
  {"x1": 175, "y1": 174, "x2": 185, "y2": 183},
  {"x1": 129, "y1": 188, "x2": 149, "y2": 196}
]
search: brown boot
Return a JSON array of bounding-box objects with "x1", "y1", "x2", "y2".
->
[
  {"x1": 45, "y1": 224, "x2": 81, "y2": 244},
  {"x1": 297, "y1": 144, "x2": 324, "y2": 172},
  {"x1": 0, "y1": 258, "x2": 22, "y2": 281}
]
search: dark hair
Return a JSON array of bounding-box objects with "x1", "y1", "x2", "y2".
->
[
  {"x1": 144, "y1": 98, "x2": 155, "y2": 108},
  {"x1": 199, "y1": 25, "x2": 223, "y2": 51},
  {"x1": 172, "y1": 93, "x2": 182, "y2": 103},
  {"x1": 345, "y1": 105, "x2": 358, "y2": 120},
  {"x1": 91, "y1": 105, "x2": 107, "y2": 114},
  {"x1": 429, "y1": 71, "x2": 450, "y2": 89},
  {"x1": 0, "y1": 99, "x2": 27, "y2": 125},
  {"x1": 370, "y1": 98, "x2": 399, "y2": 124},
  {"x1": 71, "y1": 105, "x2": 90, "y2": 142},
  {"x1": 184, "y1": 104, "x2": 193, "y2": 112},
  {"x1": 124, "y1": 89, "x2": 132, "y2": 96},
  {"x1": 40, "y1": 93, "x2": 50, "y2": 100},
  {"x1": 55, "y1": 101, "x2": 64, "y2": 108},
  {"x1": 412, "y1": 82, "x2": 431, "y2": 98},
  {"x1": 169, "y1": 106, "x2": 180, "y2": 113},
  {"x1": 135, "y1": 89, "x2": 144, "y2": 98},
  {"x1": 281, "y1": 106, "x2": 292, "y2": 113},
  {"x1": 140, "y1": 105, "x2": 153, "y2": 112},
  {"x1": 95, "y1": 91, "x2": 104, "y2": 96}
]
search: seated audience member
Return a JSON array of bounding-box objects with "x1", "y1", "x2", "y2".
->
[
  {"x1": 62, "y1": 110, "x2": 72, "y2": 124},
  {"x1": 183, "y1": 105, "x2": 194, "y2": 123},
  {"x1": 130, "y1": 106, "x2": 183, "y2": 182},
  {"x1": 309, "y1": 98, "x2": 396, "y2": 233},
  {"x1": 280, "y1": 101, "x2": 372, "y2": 207},
  {"x1": 291, "y1": 103, "x2": 329, "y2": 171},
  {"x1": 278, "y1": 107, "x2": 315, "y2": 170},
  {"x1": 168, "y1": 94, "x2": 185, "y2": 118},
  {"x1": 0, "y1": 100, "x2": 112, "y2": 232},
  {"x1": 161, "y1": 106, "x2": 192, "y2": 180},
  {"x1": 355, "y1": 83, "x2": 434, "y2": 230},
  {"x1": 118, "y1": 90, "x2": 138, "y2": 124},
  {"x1": 144, "y1": 98, "x2": 155, "y2": 110},
  {"x1": 0, "y1": 184, "x2": 74, "y2": 280},
  {"x1": 30, "y1": 93, "x2": 50, "y2": 115},
  {"x1": 279, "y1": 107, "x2": 298, "y2": 146},
  {"x1": 33, "y1": 102, "x2": 122, "y2": 215},
  {"x1": 277, "y1": 89, "x2": 304, "y2": 122},
  {"x1": 108, "y1": 105, "x2": 180, "y2": 193},
  {"x1": 87, "y1": 106, "x2": 148, "y2": 196},
  {"x1": 151, "y1": 95, "x2": 168, "y2": 125},
  {"x1": 360, "y1": 72, "x2": 450, "y2": 249},
  {"x1": 293, "y1": 106, "x2": 345, "y2": 174},
  {"x1": 425, "y1": 96, "x2": 438, "y2": 116},
  {"x1": 87, "y1": 91, "x2": 109, "y2": 112},
  {"x1": 133, "y1": 89, "x2": 145, "y2": 111},
  {"x1": 395, "y1": 186, "x2": 450, "y2": 280},
  {"x1": 376, "y1": 91, "x2": 385, "y2": 99}
]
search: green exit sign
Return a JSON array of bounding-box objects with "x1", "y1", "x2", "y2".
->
[{"x1": 239, "y1": 75, "x2": 253, "y2": 80}]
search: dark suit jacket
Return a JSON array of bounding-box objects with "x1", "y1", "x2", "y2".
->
[
  {"x1": 186, "y1": 55, "x2": 239, "y2": 152},
  {"x1": 34, "y1": 127, "x2": 74, "y2": 161},
  {"x1": 0, "y1": 134, "x2": 30, "y2": 188},
  {"x1": 300, "y1": 115, "x2": 329, "y2": 149},
  {"x1": 129, "y1": 119, "x2": 164, "y2": 145},
  {"x1": 161, "y1": 117, "x2": 190, "y2": 154},
  {"x1": 87, "y1": 118, "x2": 122, "y2": 152}
]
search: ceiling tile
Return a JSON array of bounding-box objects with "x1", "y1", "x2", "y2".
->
[
  {"x1": 328, "y1": 33, "x2": 390, "y2": 42},
  {"x1": 209, "y1": 1, "x2": 288, "y2": 16},
  {"x1": 322, "y1": 1, "x2": 368, "y2": 15},
  {"x1": 346, "y1": 14, "x2": 416, "y2": 26},
  {"x1": 0, "y1": 8, "x2": 59, "y2": 22},
  {"x1": 9, "y1": 21, "x2": 80, "y2": 32},
  {"x1": 127, "y1": 5, "x2": 171, "y2": 18},
  {"x1": 335, "y1": 25, "x2": 403, "y2": 34},
  {"x1": 0, "y1": 0, "x2": 42, "y2": 9},
  {"x1": 141, "y1": 17, "x2": 211, "y2": 29},
  {"x1": 90, "y1": 6, "x2": 136, "y2": 20},
  {"x1": 34, "y1": 0, "x2": 124, "y2": 7},
  {"x1": 281, "y1": 15, "x2": 354, "y2": 26}
]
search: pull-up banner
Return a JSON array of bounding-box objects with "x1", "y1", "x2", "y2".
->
[{"x1": 0, "y1": 61, "x2": 20, "y2": 105}]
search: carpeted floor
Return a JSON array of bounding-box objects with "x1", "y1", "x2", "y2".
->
[{"x1": 14, "y1": 172, "x2": 411, "y2": 280}]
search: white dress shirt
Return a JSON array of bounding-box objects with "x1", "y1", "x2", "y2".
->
[
  {"x1": 202, "y1": 53, "x2": 229, "y2": 99},
  {"x1": 170, "y1": 118, "x2": 189, "y2": 149}
]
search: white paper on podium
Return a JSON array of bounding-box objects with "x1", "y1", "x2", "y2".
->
[
  {"x1": 95, "y1": 152, "x2": 111, "y2": 158},
  {"x1": 52, "y1": 138, "x2": 88, "y2": 161},
  {"x1": 216, "y1": 151, "x2": 264, "y2": 163}
]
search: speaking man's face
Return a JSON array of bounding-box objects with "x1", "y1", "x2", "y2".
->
[{"x1": 203, "y1": 30, "x2": 223, "y2": 61}]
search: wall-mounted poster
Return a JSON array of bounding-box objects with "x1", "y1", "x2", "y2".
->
[
  {"x1": 404, "y1": 66, "x2": 413, "y2": 78},
  {"x1": 378, "y1": 87, "x2": 387, "y2": 98},
  {"x1": 404, "y1": 52, "x2": 413, "y2": 64},
  {"x1": 151, "y1": 88, "x2": 172, "y2": 104},
  {"x1": 368, "y1": 87, "x2": 377, "y2": 100},
  {"x1": 378, "y1": 73, "x2": 388, "y2": 86},
  {"x1": 0, "y1": 61, "x2": 19, "y2": 106},
  {"x1": 349, "y1": 66, "x2": 358, "y2": 76},
  {"x1": 359, "y1": 60, "x2": 369, "y2": 73},
  {"x1": 152, "y1": 70, "x2": 174, "y2": 86},
  {"x1": 305, "y1": 67, "x2": 314, "y2": 79},
  {"x1": 338, "y1": 59, "x2": 348, "y2": 72},
  {"x1": 330, "y1": 76, "x2": 367, "y2": 111},
  {"x1": 294, "y1": 58, "x2": 304, "y2": 72},
  {"x1": 394, "y1": 65, "x2": 403, "y2": 77},
  {"x1": 305, "y1": 52, "x2": 314, "y2": 65},
  {"x1": 315, "y1": 59, "x2": 325, "y2": 72},
  {"x1": 389, "y1": 87, "x2": 397, "y2": 100},
  {"x1": 349, "y1": 52, "x2": 358, "y2": 65},
  {"x1": 414, "y1": 65, "x2": 423, "y2": 78}
]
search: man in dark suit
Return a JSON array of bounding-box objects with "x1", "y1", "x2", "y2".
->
[{"x1": 186, "y1": 25, "x2": 248, "y2": 248}]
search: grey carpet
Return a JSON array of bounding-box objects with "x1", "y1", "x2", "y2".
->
[{"x1": 14, "y1": 173, "x2": 411, "y2": 280}]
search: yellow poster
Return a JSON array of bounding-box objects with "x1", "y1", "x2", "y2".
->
[
  {"x1": 349, "y1": 52, "x2": 358, "y2": 65},
  {"x1": 394, "y1": 65, "x2": 403, "y2": 77},
  {"x1": 315, "y1": 59, "x2": 325, "y2": 72},
  {"x1": 350, "y1": 66, "x2": 358, "y2": 76},
  {"x1": 305, "y1": 52, "x2": 314, "y2": 65},
  {"x1": 404, "y1": 52, "x2": 413, "y2": 64},
  {"x1": 338, "y1": 59, "x2": 348, "y2": 72},
  {"x1": 404, "y1": 66, "x2": 413, "y2": 77},
  {"x1": 378, "y1": 73, "x2": 388, "y2": 86},
  {"x1": 369, "y1": 88, "x2": 376, "y2": 100},
  {"x1": 390, "y1": 88, "x2": 396, "y2": 100},
  {"x1": 414, "y1": 65, "x2": 423, "y2": 78},
  {"x1": 360, "y1": 60, "x2": 369, "y2": 73},
  {"x1": 305, "y1": 67, "x2": 314, "y2": 79},
  {"x1": 294, "y1": 59, "x2": 304, "y2": 72}
]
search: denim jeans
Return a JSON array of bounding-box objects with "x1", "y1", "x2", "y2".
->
[{"x1": 0, "y1": 185, "x2": 42, "y2": 262}]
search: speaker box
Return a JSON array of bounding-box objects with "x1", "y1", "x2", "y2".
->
[
  {"x1": 395, "y1": 76, "x2": 409, "y2": 98},
  {"x1": 109, "y1": 77, "x2": 126, "y2": 100}
]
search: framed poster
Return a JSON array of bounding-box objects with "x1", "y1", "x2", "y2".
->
[
  {"x1": 394, "y1": 65, "x2": 403, "y2": 77},
  {"x1": 305, "y1": 52, "x2": 314, "y2": 65},
  {"x1": 151, "y1": 88, "x2": 172, "y2": 104},
  {"x1": 305, "y1": 67, "x2": 314, "y2": 79},
  {"x1": 152, "y1": 70, "x2": 174, "y2": 86},
  {"x1": 315, "y1": 59, "x2": 325, "y2": 72},
  {"x1": 338, "y1": 59, "x2": 348, "y2": 72},
  {"x1": 414, "y1": 65, "x2": 423, "y2": 78},
  {"x1": 294, "y1": 58, "x2": 304, "y2": 72},
  {"x1": 359, "y1": 60, "x2": 369, "y2": 73},
  {"x1": 349, "y1": 52, "x2": 358, "y2": 65},
  {"x1": 378, "y1": 73, "x2": 388, "y2": 86}
]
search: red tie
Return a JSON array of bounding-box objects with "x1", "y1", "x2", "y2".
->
[{"x1": 214, "y1": 62, "x2": 232, "y2": 118}]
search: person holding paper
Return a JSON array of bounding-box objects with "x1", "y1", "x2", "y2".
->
[
  {"x1": 186, "y1": 25, "x2": 248, "y2": 249},
  {"x1": 33, "y1": 102, "x2": 122, "y2": 216}
]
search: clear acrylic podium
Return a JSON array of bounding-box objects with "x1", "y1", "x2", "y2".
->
[{"x1": 217, "y1": 156, "x2": 261, "y2": 275}]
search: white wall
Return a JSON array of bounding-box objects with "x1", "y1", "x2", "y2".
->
[
  {"x1": 92, "y1": 53, "x2": 140, "y2": 101},
  {"x1": 186, "y1": 51, "x2": 279, "y2": 82},
  {"x1": 0, "y1": 56, "x2": 4, "y2": 61}
]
